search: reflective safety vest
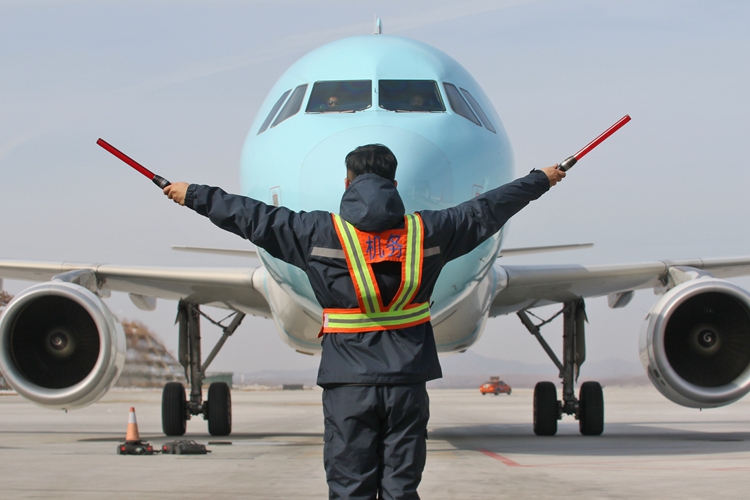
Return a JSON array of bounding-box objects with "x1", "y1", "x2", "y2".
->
[{"x1": 320, "y1": 213, "x2": 431, "y2": 334}]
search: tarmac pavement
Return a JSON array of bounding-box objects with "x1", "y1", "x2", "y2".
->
[{"x1": 0, "y1": 385, "x2": 748, "y2": 499}]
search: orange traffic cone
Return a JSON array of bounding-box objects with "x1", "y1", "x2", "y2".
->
[
  {"x1": 125, "y1": 407, "x2": 141, "y2": 443},
  {"x1": 117, "y1": 407, "x2": 155, "y2": 455}
]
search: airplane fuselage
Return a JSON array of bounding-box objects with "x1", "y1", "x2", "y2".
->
[{"x1": 240, "y1": 36, "x2": 514, "y2": 354}]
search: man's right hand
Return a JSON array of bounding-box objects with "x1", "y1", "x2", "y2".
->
[
  {"x1": 541, "y1": 166, "x2": 566, "y2": 187},
  {"x1": 164, "y1": 182, "x2": 189, "y2": 205}
]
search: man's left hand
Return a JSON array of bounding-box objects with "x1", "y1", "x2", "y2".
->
[{"x1": 541, "y1": 166, "x2": 566, "y2": 187}]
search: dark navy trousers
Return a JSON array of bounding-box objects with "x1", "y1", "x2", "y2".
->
[{"x1": 322, "y1": 384, "x2": 429, "y2": 500}]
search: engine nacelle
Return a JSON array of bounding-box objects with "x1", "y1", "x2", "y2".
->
[
  {"x1": 640, "y1": 278, "x2": 750, "y2": 408},
  {"x1": 0, "y1": 282, "x2": 125, "y2": 410}
]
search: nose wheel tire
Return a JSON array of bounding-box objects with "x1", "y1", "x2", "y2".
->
[
  {"x1": 207, "y1": 382, "x2": 232, "y2": 436},
  {"x1": 533, "y1": 382, "x2": 558, "y2": 436},
  {"x1": 578, "y1": 381, "x2": 604, "y2": 436},
  {"x1": 162, "y1": 382, "x2": 187, "y2": 436}
]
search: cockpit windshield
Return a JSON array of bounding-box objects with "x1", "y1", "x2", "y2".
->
[
  {"x1": 306, "y1": 81, "x2": 372, "y2": 113},
  {"x1": 378, "y1": 80, "x2": 445, "y2": 112}
]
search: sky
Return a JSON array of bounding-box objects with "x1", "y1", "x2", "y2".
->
[{"x1": 1, "y1": 0, "x2": 748, "y2": 378}]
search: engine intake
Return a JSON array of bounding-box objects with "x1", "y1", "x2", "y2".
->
[
  {"x1": 640, "y1": 278, "x2": 750, "y2": 408},
  {"x1": 0, "y1": 282, "x2": 125, "y2": 410}
]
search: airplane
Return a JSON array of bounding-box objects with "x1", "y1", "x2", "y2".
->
[{"x1": 2, "y1": 25, "x2": 750, "y2": 438}]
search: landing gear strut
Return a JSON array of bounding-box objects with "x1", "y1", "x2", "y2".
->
[
  {"x1": 518, "y1": 299, "x2": 604, "y2": 436},
  {"x1": 161, "y1": 300, "x2": 245, "y2": 436}
]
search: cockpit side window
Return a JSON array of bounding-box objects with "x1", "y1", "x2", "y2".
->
[
  {"x1": 306, "y1": 81, "x2": 372, "y2": 113},
  {"x1": 443, "y1": 83, "x2": 481, "y2": 126},
  {"x1": 257, "y1": 89, "x2": 291, "y2": 135},
  {"x1": 378, "y1": 80, "x2": 445, "y2": 112},
  {"x1": 460, "y1": 88, "x2": 496, "y2": 133},
  {"x1": 272, "y1": 84, "x2": 308, "y2": 128}
]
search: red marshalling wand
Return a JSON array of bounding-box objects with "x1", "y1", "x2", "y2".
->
[
  {"x1": 96, "y1": 138, "x2": 171, "y2": 189},
  {"x1": 557, "y1": 115, "x2": 631, "y2": 171}
]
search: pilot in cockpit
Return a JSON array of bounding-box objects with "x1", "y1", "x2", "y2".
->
[
  {"x1": 409, "y1": 94, "x2": 425, "y2": 108},
  {"x1": 314, "y1": 95, "x2": 339, "y2": 111}
]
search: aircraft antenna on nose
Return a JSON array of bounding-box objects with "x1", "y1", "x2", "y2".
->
[{"x1": 373, "y1": 16, "x2": 382, "y2": 35}]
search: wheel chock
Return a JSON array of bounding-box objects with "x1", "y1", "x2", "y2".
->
[
  {"x1": 162, "y1": 439, "x2": 211, "y2": 455},
  {"x1": 117, "y1": 441, "x2": 156, "y2": 455}
]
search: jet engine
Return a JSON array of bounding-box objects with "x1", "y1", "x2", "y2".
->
[
  {"x1": 0, "y1": 281, "x2": 125, "y2": 410},
  {"x1": 640, "y1": 278, "x2": 750, "y2": 408}
]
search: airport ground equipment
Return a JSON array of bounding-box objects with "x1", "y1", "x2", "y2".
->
[
  {"x1": 161, "y1": 439, "x2": 210, "y2": 455},
  {"x1": 96, "y1": 138, "x2": 171, "y2": 189},
  {"x1": 556, "y1": 115, "x2": 631, "y2": 171},
  {"x1": 518, "y1": 299, "x2": 604, "y2": 436},
  {"x1": 161, "y1": 301, "x2": 245, "y2": 436},
  {"x1": 117, "y1": 441, "x2": 156, "y2": 455}
]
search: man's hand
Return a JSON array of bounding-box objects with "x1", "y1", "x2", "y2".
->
[
  {"x1": 541, "y1": 166, "x2": 566, "y2": 187},
  {"x1": 164, "y1": 182, "x2": 189, "y2": 205}
]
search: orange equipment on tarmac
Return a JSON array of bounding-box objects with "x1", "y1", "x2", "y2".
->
[
  {"x1": 126, "y1": 407, "x2": 140, "y2": 442},
  {"x1": 117, "y1": 406, "x2": 155, "y2": 455},
  {"x1": 479, "y1": 377, "x2": 512, "y2": 396}
]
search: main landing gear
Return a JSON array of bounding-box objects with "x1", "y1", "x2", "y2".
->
[
  {"x1": 518, "y1": 299, "x2": 604, "y2": 436},
  {"x1": 162, "y1": 300, "x2": 245, "y2": 437}
]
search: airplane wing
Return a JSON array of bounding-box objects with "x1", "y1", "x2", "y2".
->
[
  {"x1": 7, "y1": 256, "x2": 750, "y2": 319},
  {"x1": 0, "y1": 260, "x2": 272, "y2": 318},
  {"x1": 490, "y1": 256, "x2": 750, "y2": 316}
]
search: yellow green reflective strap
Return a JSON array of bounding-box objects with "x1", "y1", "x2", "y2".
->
[
  {"x1": 325, "y1": 302, "x2": 431, "y2": 330},
  {"x1": 390, "y1": 214, "x2": 423, "y2": 311},
  {"x1": 332, "y1": 214, "x2": 380, "y2": 313}
]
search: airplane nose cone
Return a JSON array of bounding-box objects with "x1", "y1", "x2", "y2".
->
[{"x1": 300, "y1": 126, "x2": 453, "y2": 213}]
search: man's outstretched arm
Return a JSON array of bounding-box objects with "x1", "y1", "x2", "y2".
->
[
  {"x1": 163, "y1": 182, "x2": 312, "y2": 270},
  {"x1": 422, "y1": 165, "x2": 565, "y2": 263},
  {"x1": 162, "y1": 168, "x2": 563, "y2": 205}
]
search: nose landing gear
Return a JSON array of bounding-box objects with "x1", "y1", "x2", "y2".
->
[
  {"x1": 161, "y1": 300, "x2": 245, "y2": 437},
  {"x1": 520, "y1": 299, "x2": 604, "y2": 436}
]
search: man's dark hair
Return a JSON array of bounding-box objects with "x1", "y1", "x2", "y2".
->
[{"x1": 345, "y1": 144, "x2": 398, "y2": 181}]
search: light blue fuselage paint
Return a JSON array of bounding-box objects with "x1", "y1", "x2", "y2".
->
[{"x1": 240, "y1": 35, "x2": 514, "y2": 352}]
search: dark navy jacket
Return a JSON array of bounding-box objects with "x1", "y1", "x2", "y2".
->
[{"x1": 185, "y1": 170, "x2": 550, "y2": 386}]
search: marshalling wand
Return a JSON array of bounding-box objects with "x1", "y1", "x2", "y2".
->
[
  {"x1": 557, "y1": 115, "x2": 631, "y2": 171},
  {"x1": 97, "y1": 116, "x2": 629, "y2": 187},
  {"x1": 96, "y1": 138, "x2": 171, "y2": 189}
]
